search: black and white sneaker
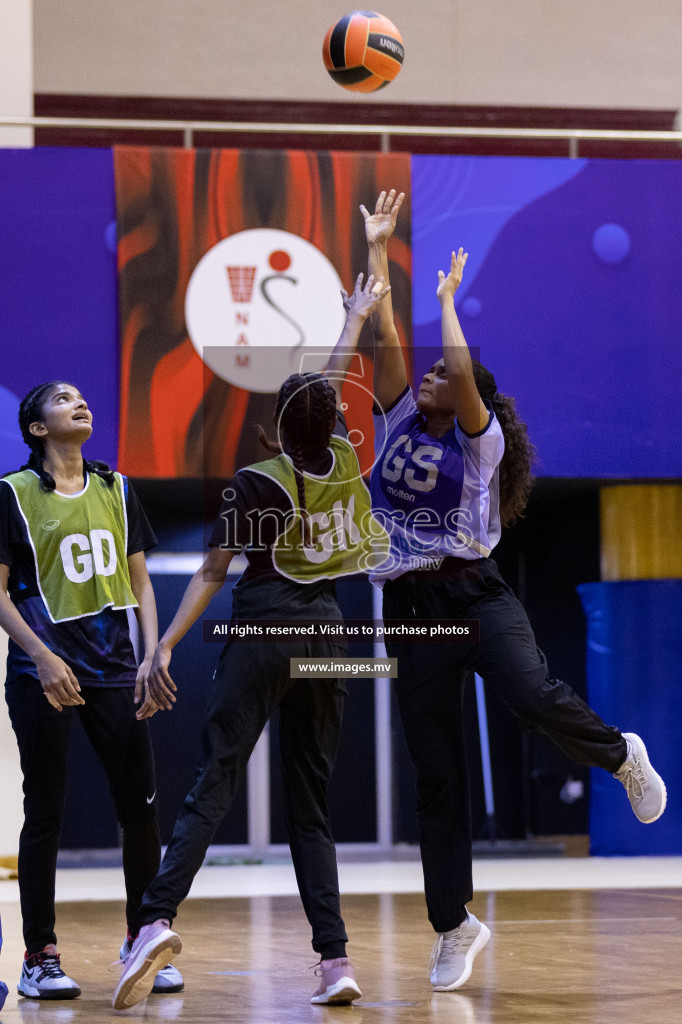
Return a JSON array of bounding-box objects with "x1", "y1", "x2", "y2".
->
[{"x1": 18, "y1": 946, "x2": 81, "y2": 1000}]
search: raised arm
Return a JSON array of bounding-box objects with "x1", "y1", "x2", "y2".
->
[
  {"x1": 324, "y1": 271, "x2": 390, "y2": 408},
  {"x1": 438, "y1": 248, "x2": 488, "y2": 435},
  {"x1": 360, "y1": 189, "x2": 407, "y2": 410}
]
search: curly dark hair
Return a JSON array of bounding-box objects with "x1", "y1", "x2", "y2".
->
[
  {"x1": 472, "y1": 361, "x2": 536, "y2": 527},
  {"x1": 7, "y1": 381, "x2": 115, "y2": 492},
  {"x1": 258, "y1": 373, "x2": 338, "y2": 544}
]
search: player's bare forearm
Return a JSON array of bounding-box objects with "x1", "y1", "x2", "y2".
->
[
  {"x1": 368, "y1": 242, "x2": 406, "y2": 409},
  {"x1": 438, "y1": 254, "x2": 488, "y2": 434},
  {"x1": 0, "y1": 566, "x2": 53, "y2": 665},
  {"x1": 325, "y1": 310, "x2": 366, "y2": 376},
  {"x1": 324, "y1": 309, "x2": 367, "y2": 408},
  {"x1": 161, "y1": 570, "x2": 223, "y2": 650},
  {"x1": 325, "y1": 273, "x2": 390, "y2": 406},
  {"x1": 0, "y1": 585, "x2": 51, "y2": 665},
  {"x1": 368, "y1": 238, "x2": 403, "y2": 351},
  {"x1": 0, "y1": 565, "x2": 83, "y2": 709},
  {"x1": 441, "y1": 300, "x2": 476, "y2": 380},
  {"x1": 128, "y1": 552, "x2": 158, "y2": 660},
  {"x1": 148, "y1": 555, "x2": 228, "y2": 710},
  {"x1": 160, "y1": 548, "x2": 234, "y2": 651},
  {"x1": 359, "y1": 189, "x2": 407, "y2": 409}
]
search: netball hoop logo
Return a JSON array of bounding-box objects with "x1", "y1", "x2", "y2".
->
[{"x1": 185, "y1": 229, "x2": 346, "y2": 393}]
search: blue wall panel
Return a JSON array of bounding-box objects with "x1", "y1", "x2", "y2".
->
[
  {"x1": 0, "y1": 148, "x2": 119, "y2": 472},
  {"x1": 412, "y1": 156, "x2": 682, "y2": 478},
  {"x1": 579, "y1": 580, "x2": 682, "y2": 854}
]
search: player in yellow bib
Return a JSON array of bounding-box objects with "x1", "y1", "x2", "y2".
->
[
  {"x1": 112, "y1": 274, "x2": 390, "y2": 1011},
  {"x1": 0, "y1": 382, "x2": 183, "y2": 999},
  {"x1": 249, "y1": 435, "x2": 388, "y2": 582},
  {"x1": 4, "y1": 464, "x2": 135, "y2": 624}
]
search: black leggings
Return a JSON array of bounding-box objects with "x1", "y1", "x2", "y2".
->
[
  {"x1": 139, "y1": 578, "x2": 349, "y2": 961},
  {"x1": 5, "y1": 677, "x2": 160, "y2": 953},
  {"x1": 383, "y1": 557, "x2": 627, "y2": 934}
]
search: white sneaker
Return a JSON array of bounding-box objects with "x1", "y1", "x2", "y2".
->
[
  {"x1": 112, "y1": 921, "x2": 181, "y2": 1010},
  {"x1": 429, "y1": 914, "x2": 490, "y2": 991},
  {"x1": 17, "y1": 946, "x2": 81, "y2": 1000},
  {"x1": 151, "y1": 962, "x2": 184, "y2": 993},
  {"x1": 614, "y1": 733, "x2": 667, "y2": 823},
  {"x1": 119, "y1": 938, "x2": 184, "y2": 993}
]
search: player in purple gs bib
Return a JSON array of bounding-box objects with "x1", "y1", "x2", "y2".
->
[{"x1": 361, "y1": 190, "x2": 667, "y2": 993}]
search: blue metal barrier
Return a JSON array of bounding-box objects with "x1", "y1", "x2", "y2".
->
[{"x1": 578, "y1": 580, "x2": 682, "y2": 855}]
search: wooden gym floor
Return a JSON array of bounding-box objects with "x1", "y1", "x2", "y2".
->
[{"x1": 1, "y1": 860, "x2": 681, "y2": 1024}]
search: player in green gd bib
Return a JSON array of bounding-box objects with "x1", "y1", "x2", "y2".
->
[
  {"x1": 0, "y1": 382, "x2": 183, "y2": 999},
  {"x1": 112, "y1": 274, "x2": 390, "y2": 1011}
]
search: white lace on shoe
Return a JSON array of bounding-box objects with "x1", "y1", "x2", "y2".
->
[
  {"x1": 614, "y1": 732, "x2": 667, "y2": 824},
  {"x1": 429, "y1": 914, "x2": 490, "y2": 991},
  {"x1": 428, "y1": 934, "x2": 445, "y2": 980}
]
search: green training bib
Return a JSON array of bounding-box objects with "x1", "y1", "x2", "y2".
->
[
  {"x1": 247, "y1": 436, "x2": 390, "y2": 583},
  {"x1": 5, "y1": 470, "x2": 137, "y2": 623}
]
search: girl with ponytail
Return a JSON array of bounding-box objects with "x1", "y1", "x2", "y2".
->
[
  {"x1": 256, "y1": 369, "x2": 339, "y2": 547},
  {"x1": 1, "y1": 382, "x2": 183, "y2": 998},
  {"x1": 15, "y1": 381, "x2": 116, "y2": 492},
  {"x1": 113, "y1": 274, "x2": 390, "y2": 1011},
  {"x1": 361, "y1": 190, "x2": 666, "y2": 992}
]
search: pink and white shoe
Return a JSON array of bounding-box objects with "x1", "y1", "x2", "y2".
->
[
  {"x1": 112, "y1": 920, "x2": 181, "y2": 1010},
  {"x1": 119, "y1": 935, "x2": 184, "y2": 994},
  {"x1": 310, "y1": 957, "x2": 362, "y2": 1005}
]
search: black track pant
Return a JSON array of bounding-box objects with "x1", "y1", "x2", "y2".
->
[
  {"x1": 5, "y1": 676, "x2": 160, "y2": 953},
  {"x1": 139, "y1": 581, "x2": 349, "y2": 961},
  {"x1": 382, "y1": 558, "x2": 627, "y2": 935}
]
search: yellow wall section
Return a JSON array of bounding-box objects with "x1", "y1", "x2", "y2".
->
[{"x1": 600, "y1": 484, "x2": 682, "y2": 581}]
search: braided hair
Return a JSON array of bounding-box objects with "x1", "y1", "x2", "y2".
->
[
  {"x1": 471, "y1": 360, "x2": 537, "y2": 527},
  {"x1": 258, "y1": 373, "x2": 338, "y2": 545},
  {"x1": 8, "y1": 381, "x2": 115, "y2": 492}
]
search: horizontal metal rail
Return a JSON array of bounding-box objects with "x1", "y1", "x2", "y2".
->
[{"x1": 2, "y1": 114, "x2": 681, "y2": 157}]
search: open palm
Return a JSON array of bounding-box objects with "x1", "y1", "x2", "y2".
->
[
  {"x1": 360, "y1": 189, "x2": 405, "y2": 245},
  {"x1": 437, "y1": 247, "x2": 468, "y2": 302}
]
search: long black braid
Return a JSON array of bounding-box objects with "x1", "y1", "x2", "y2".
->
[
  {"x1": 258, "y1": 373, "x2": 337, "y2": 545},
  {"x1": 471, "y1": 360, "x2": 537, "y2": 526},
  {"x1": 6, "y1": 381, "x2": 115, "y2": 492}
]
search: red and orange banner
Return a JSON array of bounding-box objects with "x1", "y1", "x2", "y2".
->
[{"x1": 114, "y1": 148, "x2": 411, "y2": 478}]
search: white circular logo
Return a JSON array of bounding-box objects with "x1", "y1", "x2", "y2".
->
[{"x1": 185, "y1": 229, "x2": 346, "y2": 394}]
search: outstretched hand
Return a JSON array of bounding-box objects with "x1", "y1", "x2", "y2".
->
[
  {"x1": 360, "y1": 189, "x2": 405, "y2": 246},
  {"x1": 340, "y1": 272, "x2": 391, "y2": 317},
  {"x1": 437, "y1": 248, "x2": 468, "y2": 304}
]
